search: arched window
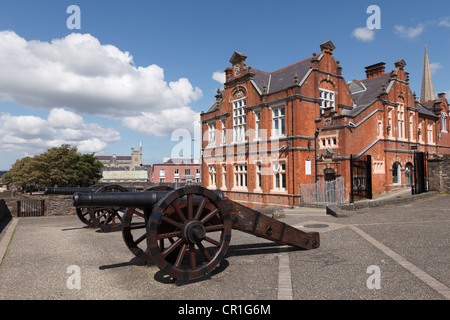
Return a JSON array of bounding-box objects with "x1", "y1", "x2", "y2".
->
[{"x1": 392, "y1": 162, "x2": 401, "y2": 185}]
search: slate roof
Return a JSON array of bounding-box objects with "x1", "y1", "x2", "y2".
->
[
  {"x1": 251, "y1": 57, "x2": 314, "y2": 94},
  {"x1": 349, "y1": 73, "x2": 391, "y2": 114},
  {"x1": 417, "y1": 101, "x2": 439, "y2": 117},
  {"x1": 349, "y1": 73, "x2": 438, "y2": 118}
]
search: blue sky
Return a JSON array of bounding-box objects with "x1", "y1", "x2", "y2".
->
[{"x1": 0, "y1": 0, "x2": 449, "y2": 170}]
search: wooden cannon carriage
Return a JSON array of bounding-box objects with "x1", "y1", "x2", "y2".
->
[{"x1": 73, "y1": 185, "x2": 320, "y2": 281}]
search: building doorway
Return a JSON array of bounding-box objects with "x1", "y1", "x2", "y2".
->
[
  {"x1": 392, "y1": 162, "x2": 401, "y2": 185},
  {"x1": 405, "y1": 162, "x2": 413, "y2": 187}
]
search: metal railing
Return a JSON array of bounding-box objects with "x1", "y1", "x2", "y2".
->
[
  {"x1": 299, "y1": 177, "x2": 345, "y2": 206},
  {"x1": 17, "y1": 198, "x2": 45, "y2": 217}
]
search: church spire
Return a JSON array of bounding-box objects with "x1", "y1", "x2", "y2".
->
[{"x1": 420, "y1": 45, "x2": 436, "y2": 102}]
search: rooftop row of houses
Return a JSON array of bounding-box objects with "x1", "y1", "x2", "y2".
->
[
  {"x1": 96, "y1": 145, "x2": 201, "y2": 184},
  {"x1": 200, "y1": 40, "x2": 449, "y2": 207}
]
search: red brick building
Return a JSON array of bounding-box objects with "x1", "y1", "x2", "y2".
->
[
  {"x1": 151, "y1": 158, "x2": 201, "y2": 183},
  {"x1": 200, "y1": 41, "x2": 450, "y2": 207}
]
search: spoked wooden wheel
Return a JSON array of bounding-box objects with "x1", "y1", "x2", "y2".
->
[
  {"x1": 146, "y1": 186, "x2": 232, "y2": 280},
  {"x1": 75, "y1": 207, "x2": 95, "y2": 227},
  {"x1": 75, "y1": 185, "x2": 103, "y2": 226},
  {"x1": 89, "y1": 184, "x2": 128, "y2": 232},
  {"x1": 122, "y1": 186, "x2": 174, "y2": 261}
]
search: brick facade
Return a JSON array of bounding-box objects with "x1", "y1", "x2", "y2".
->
[{"x1": 200, "y1": 41, "x2": 450, "y2": 207}]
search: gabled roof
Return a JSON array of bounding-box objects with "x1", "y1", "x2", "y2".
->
[
  {"x1": 251, "y1": 57, "x2": 314, "y2": 95},
  {"x1": 349, "y1": 73, "x2": 391, "y2": 113}
]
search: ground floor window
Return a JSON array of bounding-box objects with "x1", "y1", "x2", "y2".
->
[
  {"x1": 273, "y1": 162, "x2": 286, "y2": 190},
  {"x1": 234, "y1": 164, "x2": 247, "y2": 188}
]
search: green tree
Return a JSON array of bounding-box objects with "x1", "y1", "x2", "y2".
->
[{"x1": 3, "y1": 144, "x2": 103, "y2": 191}]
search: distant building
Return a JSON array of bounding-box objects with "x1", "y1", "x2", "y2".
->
[
  {"x1": 97, "y1": 143, "x2": 149, "y2": 182},
  {"x1": 97, "y1": 143, "x2": 142, "y2": 170},
  {"x1": 151, "y1": 158, "x2": 201, "y2": 183}
]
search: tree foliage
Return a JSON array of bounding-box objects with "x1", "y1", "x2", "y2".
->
[{"x1": 2, "y1": 144, "x2": 103, "y2": 191}]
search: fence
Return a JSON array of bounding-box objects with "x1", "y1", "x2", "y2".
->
[
  {"x1": 299, "y1": 177, "x2": 345, "y2": 206},
  {"x1": 17, "y1": 198, "x2": 45, "y2": 217}
]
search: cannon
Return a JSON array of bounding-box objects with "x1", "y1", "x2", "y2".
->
[
  {"x1": 45, "y1": 184, "x2": 136, "y2": 231},
  {"x1": 73, "y1": 185, "x2": 320, "y2": 281}
]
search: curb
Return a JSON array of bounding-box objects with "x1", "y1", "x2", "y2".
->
[
  {"x1": 0, "y1": 218, "x2": 18, "y2": 264},
  {"x1": 326, "y1": 191, "x2": 440, "y2": 218}
]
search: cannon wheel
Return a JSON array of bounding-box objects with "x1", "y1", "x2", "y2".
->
[
  {"x1": 74, "y1": 185, "x2": 103, "y2": 226},
  {"x1": 146, "y1": 186, "x2": 232, "y2": 280},
  {"x1": 89, "y1": 184, "x2": 128, "y2": 232},
  {"x1": 75, "y1": 207, "x2": 95, "y2": 227},
  {"x1": 122, "y1": 186, "x2": 174, "y2": 261}
]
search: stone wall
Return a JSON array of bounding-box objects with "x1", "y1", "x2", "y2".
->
[{"x1": 428, "y1": 154, "x2": 450, "y2": 193}]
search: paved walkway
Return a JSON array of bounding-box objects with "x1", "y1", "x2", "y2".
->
[{"x1": 0, "y1": 191, "x2": 448, "y2": 302}]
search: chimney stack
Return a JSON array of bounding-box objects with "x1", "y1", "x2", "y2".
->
[{"x1": 365, "y1": 62, "x2": 386, "y2": 79}]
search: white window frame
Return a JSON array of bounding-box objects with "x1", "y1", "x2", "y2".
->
[
  {"x1": 409, "y1": 112, "x2": 415, "y2": 141},
  {"x1": 222, "y1": 165, "x2": 226, "y2": 188},
  {"x1": 221, "y1": 119, "x2": 226, "y2": 144},
  {"x1": 272, "y1": 106, "x2": 285, "y2": 138},
  {"x1": 255, "y1": 110, "x2": 261, "y2": 140},
  {"x1": 208, "y1": 122, "x2": 216, "y2": 146},
  {"x1": 159, "y1": 169, "x2": 165, "y2": 176},
  {"x1": 232, "y1": 98, "x2": 247, "y2": 143},
  {"x1": 418, "y1": 121, "x2": 424, "y2": 143},
  {"x1": 319, "y1": 89, "x2": 335, "y2": 115},
  {"x1": 273, "y1": 162, "x2": 286, "y2": 191},
  {"x1": 427, "y1": 123, "x2": 434, "y2": 144},
  {"x1": 256, "y1": 163, "x2": 262, "y2": 190},
  {"x1": 234, "y1": 164, "x2": 247, "y2": 188},
  {"x1": 441, "y1": 112, "x2": 447, "y2": 133},
  {"x1": 208, "y1": 165, "x2": 216, "y2": 187},
  {"x1": 387, "y1": 108, "x2": 393, "y2": 138},
  {"x1": 398, "y1": 103, "x2": 405, "y2": 139}
]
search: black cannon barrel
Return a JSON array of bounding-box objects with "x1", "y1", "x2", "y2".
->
[
  {"x1": 73, "y1": 189, "x2": 225, "y2": 208},
  {"x1": 45, "y1": 187, "x2": 101, "y2": 195},
  {"x1": 73, "y1": 191, "x2": 168, "y2": 208}
]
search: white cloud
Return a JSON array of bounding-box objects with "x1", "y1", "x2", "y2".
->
[
  {"x1": 438, "y1": 17, "x2": 450, "y2": 27},
  {"x1": 212, "y1": 71, "x2": 226, "y2": 84},
  {"x1": 0, "y1": 31, "x2": 203, "y2": 136},
  {"x1": 429, "y1": 62, "x2": 442, "y2": 74},
  {"x1": 0, "y1": 108, "x2": 120, "y2": 156},
  {"x1": 351, "y1": 27, "x2": 375, "y2": 42},
  {"x1": 393, "y1": 24, "x2": 425, "y2": 39},
  {"x1": 122, "y1": 107, "x2": 199, "y2": 136}
]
